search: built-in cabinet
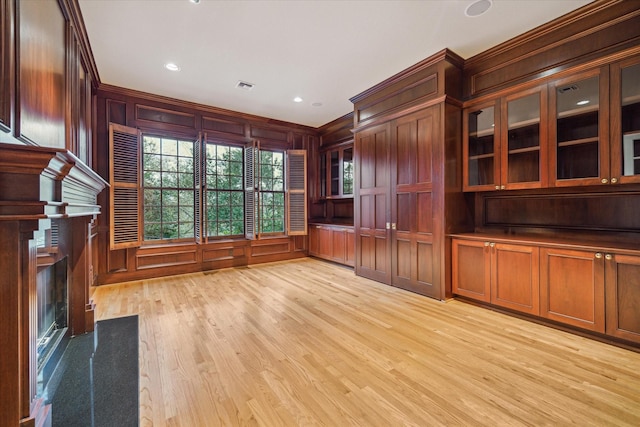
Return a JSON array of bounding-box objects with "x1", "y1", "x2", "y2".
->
[
  {"x1": 452, "y1": 239, "x2": 539, "y2": 315},
  {"x1": 308, "y1": 223, "x2": 354, "y2": 267},
  {"x1": 463, "y1": 55, "x2": 640, "y2": 191},
  {"x1": 355, "y1": 108, "x2": 441, "y2": 296},
  {"x1": 452, "y1": 234, "x2": 640, "y2": 345},
  {"x1": 463, "y1": 87, "x2": 548, "y2": 191},
  {"x1": 319, "y1": 145, "x2": 354, "y2": 199},
  {"x1": 540, "y1": 247, "x2": 605, "y2": 332},
  {"x1": 351, "y1": 50, "x2": 473, "y2": 300}
]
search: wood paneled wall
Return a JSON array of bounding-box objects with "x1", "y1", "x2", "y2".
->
[
  {"x1": 1, "y1": 0, "x2": 102, "y2": 425},
  {"x1": 95, "y1": 85, "x2": 316, "y2": 284}
]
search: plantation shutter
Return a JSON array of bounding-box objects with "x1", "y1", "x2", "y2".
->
[
  {"x1": 194, "y1": 133, "x2": 204, "y2": 243},
  {"x1": 286, "y1": 149, "x2": 307, "y2": 236},
  {"x1": 244, "y1": 140, "x2": 259, "y2": 240},
  {"x1": 109, "y1": 123, "x2": 141, "y2": 249}
]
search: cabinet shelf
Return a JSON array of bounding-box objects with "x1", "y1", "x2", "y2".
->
[
  {"x1": 508, "y1": 118, "x2": 540, "y2": 130},
  {"x1": 509, "y1": 146, "x2": 540, "y2": 155},
  {"x1": 469, "y1": 153, "x2": 495, "y2": 160},
  {"x1": 557, "y1": 105, "x2": 598, "y2": 119},
  {"x1": 557, "y1": 137, "x2": 598, "y2": 148},
  {"x1": 622, "y1": 95, "x2": 640, "y2": 106},
  {"x1": 469, "y1": 128, "x2": 495, "y2": 138}
]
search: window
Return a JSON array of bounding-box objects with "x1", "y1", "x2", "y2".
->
[
  {"x1": 142, "y1": 135, "x2": 195, "y2": 241},
  {"x1": 205, "y1": 143, "x2": 244, "y2": 237},
  {"x1": 109, "y1": 123, "x2": 307, "y2": 247},
  {"x1": 258, "y1": 150, "x2": 285, "y2": 234}
]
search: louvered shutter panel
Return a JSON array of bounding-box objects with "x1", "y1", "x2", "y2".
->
[
  {"x1": 286, "y1": 149, "x2": 307, "y2": 236},
  {"x1": 244, "y1": 140, "x2": 258, "y2": 240},
  {"x1": 109, "y1": 123, "x2": 142, "y2": 249},
  {"x1": 194, "y1": 133, "x2": 203, "y2": 243}
]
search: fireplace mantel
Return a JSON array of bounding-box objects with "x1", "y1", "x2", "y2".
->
[
  {"x1": 0, "y1": 143, "x2": 107, "y2": 219},
  {"x1": 0, "y1": 143, "x2": 108, "y2": 426}
]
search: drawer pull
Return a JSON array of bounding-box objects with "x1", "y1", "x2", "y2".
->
[{"x1": 595, "y1": 252, "x2": 602, "y2": 259}]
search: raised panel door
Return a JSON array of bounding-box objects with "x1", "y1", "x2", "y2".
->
[
  {"x1": 491, "y1": 243, "x2": 540, "y2": 315},
  {"x1": 330, "y1": 228, "x2": 346, "y2": 263},
  {"x1": 605, "y1": 253, "x2": 640, "y2": 343},
  {"x1": 540, "y1": 247, "x2": 605, "y2": 332},
  {"x1": 391, "y1": 109, "x2": 437, "y2": 297},
  {"x1": 318, "y1": 226, "x2": 333, "y2": 259},
  {"x1": 452, "y1": 239, "x2": 490, "y2": 302},
  {"x1": 345, "y1": 229, "x2": 355, "y2": 267},
  {"x1": 308, "y1": 225, "x2": 320, "y2": 256},
  {"x1": 355, "y1": 123, "x2": 391, "y2": 283}
]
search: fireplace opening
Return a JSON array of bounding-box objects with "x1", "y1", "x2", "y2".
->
[{"x1": 36, "y1": 256, "x2": 69, "y2": 393}]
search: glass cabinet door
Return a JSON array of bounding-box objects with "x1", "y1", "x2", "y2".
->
[
  {"x1": 342, "y1": 147, "x2": 353, "y2": 195},
  {"x1": 503, "y1": 90, "x2": 545, "y2": 189},
  {"x1": 617, "y1": 60, "x2": 640, "y2": 183},
  {"x1": 552, "y1": 70, "x2": 606, "y2": 185},
  {"x1": 319, "y1": 152, "x2": 327, "y2": 198},
  {"x1": 330, "y1": 150, "x2": 340, "y2": 196},
  {"x1": 464, "y1": 104, "x2": 498, "y2": 190}
]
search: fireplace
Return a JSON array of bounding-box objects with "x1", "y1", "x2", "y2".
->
[
  {"x1": 0, "y1": 144, "x2": 108, "y2": 426},
  {"x1": 36, "y1": 255, "x2": 69, "y2": 393}
]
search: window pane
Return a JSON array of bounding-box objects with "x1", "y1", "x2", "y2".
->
[
  {"x1": 162, "y1": 172, "x2": 178, "y2": 187},
  {"x1": 162, "y1": 139, "x2": 178, "y2": 155},
  {"x1": 204, "y1": 143, "x2": 245, "y2": 237},
  {"x1": 162, "y1": 156, "x2": 177, "y2": 172},
  {"x1": 142, "y1": 135, "x2": 195, "y2": 242},
  {"x1": 143, "y1": 136, "x2": 161, "y2": 154}
]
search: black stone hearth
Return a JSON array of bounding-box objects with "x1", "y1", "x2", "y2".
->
[{"x1": 45, "y1": 315, "x2": 139, "y2": 427}]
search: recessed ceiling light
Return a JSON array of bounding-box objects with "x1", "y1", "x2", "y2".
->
[
  {"x1": 190, "y1": 0, "x2": 200, "y2": 4},
  {"x1": 576, "y1": 100, "x2": 590, "y2": 106},
  {"x1": 293, "y1": 97, "x2": 303, "y2": 103},
  {"x1": 165, "y1": 62, "x2": 180, "y2": 71},
  {"x1": 465, "y1": 0, "x2": 492, "y2": 17}
]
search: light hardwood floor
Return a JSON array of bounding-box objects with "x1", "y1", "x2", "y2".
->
[{"x1": 92, "y1": 258, "x2": 640, "y2": 426}]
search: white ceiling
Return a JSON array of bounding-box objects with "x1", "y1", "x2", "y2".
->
[{"x1": 78, "y1": 0, "x2": 592, "y2": 128}]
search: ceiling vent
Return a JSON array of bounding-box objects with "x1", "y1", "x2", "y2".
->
[
  {"x1": 558, "y1": 85, "x2": 579, "y2": 94},
  {"x1": 236, "y1": 80, "x2": 255, "y2": 91}
]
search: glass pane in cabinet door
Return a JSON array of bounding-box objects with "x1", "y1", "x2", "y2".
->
[
  {"x1": 330, "y1": 150, "x2": 340, "y2": 196},
  {"x1": 621, "y1": 63, "x2": 640, "y2": 177},
  {"x1": 507, "y1": 93, "x2": 540, "y2": 183},
  {"x1": 319, "y1": 153, "x2": 327, "y2": 198},
  {"x1": 342, "y1": 148, "x2": 353, "y2": 195},
  {"x1": 467, "y1": 106, "x2": 495, "y2": 186},
  {"x1": 556, "y1": 76, "x2": 599, "y2": 180}
]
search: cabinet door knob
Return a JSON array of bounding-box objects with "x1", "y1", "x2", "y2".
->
[
  {"x1": 601, "y1": 178, "x2": 608, "y2": 184},
  {"x1": 391, "y1": 223, "x2": 396, "y2": 230},
  {"x1": 495, "y1": 185, "x2": 500, "y2": 190},
  {"x1": 484, "y1": 242, "x2": 490, "y2": 247},
  {"x1": 595, "y1": 252, "x2": 602, "y2": 259},
  {"x1": 500, "y1": 185, "x2": 506, "y2": 190},
  {"x1": 611, "y1": 177, "x2": 618, "y2": 184},
  {"x1": 605, "y1": 254, "x2": 613, "y2": 260},
  {"x1": 489, "y1": 242, "x2": 496, "y2": 248},
  {"x1": 386, "y1": 222, "x2": 390, "y2": 230}
]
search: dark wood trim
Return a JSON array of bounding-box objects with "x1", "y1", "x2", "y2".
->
[
  {"x1": 350, "y1": 48, "x2": 464, "y2": 104},
  {"x1": 98, "y1": 83, "x2": 317, "y2": 134}
]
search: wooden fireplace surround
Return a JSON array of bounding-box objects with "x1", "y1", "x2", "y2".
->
[{"x1": 0, "y1": 143, "x2": 107, "y2": 426}]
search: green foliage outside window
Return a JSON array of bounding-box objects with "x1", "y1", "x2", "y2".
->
[
  {"x1": 142, "y1": 136, "x2": 195, "y2": 241},
  {"x1": 205, "y1": 144, "x2": 244, "y2": 237},
  {"x1": 259, "y1": 150, "x2": 285, "y2": 233}
]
